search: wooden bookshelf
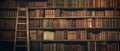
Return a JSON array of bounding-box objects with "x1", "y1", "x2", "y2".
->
[
  {"x1": 0, "y1": 0, "x2": 120, "y2": 51},
  {"x1": 0, "y1": 16, "x2": 120, "y2": 19}
]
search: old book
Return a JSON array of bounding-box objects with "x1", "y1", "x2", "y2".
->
[
  {"x1": 59, "y1": 19, "x2": 66, "y2": 28},
  {"x1": 43, "y1": 31, "x2": 54, "y2": 40},
  {"x1": 43, "y1": 19, "x2": 52, "y2": 28},
  {"x1": 95, "y1": 11, "x2": 105, "y2": 17},
  {"x1": 64, "y1": 0, "x2": 68, "y2": 7},
  {"x1": 45, "y1": 9, "x2": 55, "y2": 18},
  {"x1": 83, "y1": 19, "x2": 87, "y2": 28},
  {"x1": 76, "y1": 10, "x2": 87, "y2": 17},
  {"x1": 29, "y1": 10, "x2": 36, "y2": 17},
  {"x1": 30, "y1": 30, "x2": 37, "y2": 40},
  {"x1": 77, "y1": 30, "x2": 87, "y2": 40},
  {"x1": 96, "y1": 0, "x2": 101, "y2": 7},
  {"x1": 64, "y1": 31, "x2": 68, "y2": 40},
  {"x1": 93, "y1": 0, "x2": 96, "y2": 7},
  {"x1": 89, "y1": 0, "x2": 94, "y2": 7},
  {"x1": 47, "y1": 0, "x2": 53, "y2": 7},
  {"x1": 56, "y1": 0, "x2": 61, "y2": 8},
  {"x1": 87, "y1": 19, "x2": 93, "y2": 28},
  {"x1": 67, "y1": 31, "x2": 77, "y2": 40},
  {"x1": 29, "y1": 20, "x2": 36, "y2": 28},
  {"x1": 76, "y1": 19, "x2": 83, "y2": 28},
  {"x1": 28, "y1": 1, "x2": 35, "y2": 7},
  {"x1": 55, "y1": 9, "x2": 60, "y2": 17},
  {"x1": 84, "y1": 0, "x2": 88, "y2": 7},
  {"x1": 35, "y1": 1, "x2": 47, "y2": 7},
  {"x1": 110, "y1": 0, "x2": 113, "y2": 7},
  {"x1": 35, "y1": 10, "x2": 40, "y2": 17},
  {"x1": 105, "y1": 10, "x2": 114, "y2": 17},
  {"x1": 36, "y1": 30, "x2": 43, "y2": 40}
]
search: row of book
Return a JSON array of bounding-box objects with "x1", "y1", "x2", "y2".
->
[
  {"x1": 30, "y1": 42, "x2": 120, "y2": 51},
  {"x1": 42, "y1": 43, "x2": 86, "y2": 51},
  {"x1": 0, "y1": 0, "x2": 16, "y2": 7},
  {"x1": 30, "y1": 19, "x2": 120, "y2": 28},
  {"x1": 1, "y1": 0, "x2": 120, "y2": 8},
  {"x1": 88, "y1": 31, "x2": 120, "y2": 40},
  {"x1": 61, "y1": 10, "x2": 120, "y2": 17},
  {"x1": 1, "y1": 9, "x2": 120, "y2": 17},
  {"x1": 0, "y1": 19, "x2": 15, "y2": 29},
  {"x1": 30, "y1": 30, "x2": 120, "y2": 41},
  {"x1": 1, "y1": 30, "x2": 119, "y2": 41},
  {"x1": 0, "y1": 41, "x2": 119, "y2": 51},
  {"x1": 47, "y1": 0, "x2": 120, "y2": 8},
  {"x1": 0, "y1": 19, "x2": 119, "y2": 29},
  {"x1": 0, "y1": 18, "x2": 119, "y2": 29},
  {"x1": 0, "y1": 9, "x2": 17, "y2": 17},
  {"x1": 0, "y1": 31, "x2": 14, "y2": 40},
  {"x1": 88, "y1": 42, "x2": 120, "y2": 51}
]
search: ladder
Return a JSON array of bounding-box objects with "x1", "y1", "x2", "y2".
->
[{"x1": 14, "y1": 6, "x2": 30, "y2": 51}]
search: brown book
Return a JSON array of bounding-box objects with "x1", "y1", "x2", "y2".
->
[
  {"x1": 83, "y1": 19, "x2": 87, "y2": 28},
  {"x1": 92, "y1": 19, "x2": 96, "y2": 28},
  {"x1": 36, "y1": 30, "x2": 43, "y2": 40},
  {"x1": 95, "y1": 19, "x2": 99, "y2": 28},
  {"x1": 96, "y1": 0, "x2": 101, "y2": 7},
  {"x1": 101, "y1": 0, "x2": 107, "y2": 7},
  {"x1": 67, "y1": 31, "x2": 77, "y2": 40},
  {"x1": 35, "y1": 1, "x2": 47, "y2": 7},
  {"x1": 35, "y1": 10, "x2": 40, "y2": 17},
  {"x1": 110, "y1": 0, "x2": 113, "y2": 7},
  {"x1": 76, "y1": 10, "x2": 87, "y2": 17},
  {"x1": 87, "y1": 19, "x2": 93, "y2": 28},
  {"x1": 59, "y1": 19, "x2": 66, "y2": 28},
  {"x1": 93, "y1": 0, "x2": 96, "y2": 7},
  {"x1": 95, "y1": 11, "x2": 105, "y2": 17},
  {"x1": 29, "y1": 20, "x2": 36, "y2": 29}
]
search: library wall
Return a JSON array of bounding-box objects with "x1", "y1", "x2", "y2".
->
[{"x1": 0, "y1": 0, "x2": 120, "y2": 51}]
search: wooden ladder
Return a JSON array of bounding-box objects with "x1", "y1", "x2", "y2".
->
[{"x1": 14, "y1": 6, "x2": 29, "y2": 51}]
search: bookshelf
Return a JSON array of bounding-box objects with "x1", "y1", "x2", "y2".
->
[{"x1": 0, "y1": 0, "x2": 120, "y2": 51}]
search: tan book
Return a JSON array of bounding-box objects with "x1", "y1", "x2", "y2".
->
[
  {"x1": 30, "y1": 30, "x2": 37, "y2": 40},
  {"x1": 93, "y1": 0, "x2": 96, "y2": 7},
  {"x1": 35, "y1": 10, "x2": 40, "y2": 17},
  {"x1": 43, "y1": 31, "x2": 54, "y2": 40},
  {"x1": 87, "y1": 19, "x2": 93, "y2": 28},
  {"x1": 67, "y1": 31, "x2": 77, "y2": 40},
  {"x1": 59, "y1": 19, "x2": 66, "y2": 28}
]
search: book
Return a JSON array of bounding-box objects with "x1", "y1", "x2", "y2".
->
[
  {"x1": 30, "y1": 30, "x2": 37, "y2": 40},
  {"x1": 43, "y1": 31, "x2": 54, "y2": 40},
  {"x1": 35, "y1": 1, "x2": 47, "y2": 7},
  {"x1": 36, "y1": 30, "x2": 43, "y2": 40},
  {"x1": 67, "y1": 31, "x2": 77, "y2": 40}
]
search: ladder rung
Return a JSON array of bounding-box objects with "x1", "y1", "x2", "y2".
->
[
  {"x1": 16, "y1": 37, "x2": 27, "y2": 39},
  {"x1": 17, "y1": 23, "x2": 26, "y2": 24},
  {"x1": 16, "y1": 45, "x2": 27, "y2": 47},
  {"x1": 17, "y1": 30, "x2": 27, "y2": 31}
]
